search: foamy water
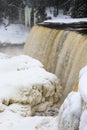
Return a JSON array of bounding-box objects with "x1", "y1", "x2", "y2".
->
[{"x1": 0, "y1": 44, "x2": 24, "y2": 56}]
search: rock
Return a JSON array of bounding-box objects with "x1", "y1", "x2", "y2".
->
[
  {"x1": 58, "y1": 92, "x2": 81, "y2": 130},
  {"x1": 0, "y1": 54, "x2": 62, "y2": 116},
  {"x1": 57, "y1": 66, "x2": 87, "y2": 130}
]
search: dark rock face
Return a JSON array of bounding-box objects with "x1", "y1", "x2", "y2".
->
[{"x1": 38, "y1": 21, "x2": 87, "y2": 34}]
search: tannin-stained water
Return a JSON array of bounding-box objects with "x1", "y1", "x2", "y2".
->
[{"x1": 24, "y1": 25, "x2": 87, "y2": 99}]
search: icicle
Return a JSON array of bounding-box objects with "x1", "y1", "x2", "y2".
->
[
  {"x1": 34, "y1": 10, "x2": 37, "y2": 25},
  {"x1": 25, "y1": 6, "x2": 28, "y2": 26},
  {"x1": 28, "y1": 7, "x2": 32, "y2": 26},
  {"x1": 25, "y1": 6, "x2": 31, "y2": 26}
]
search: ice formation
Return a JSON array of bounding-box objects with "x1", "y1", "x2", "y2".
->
[
  {"x1": 58, "y1": 65, "x2": 87, "y2": 130},
  {"x1": 58, "y1": 92, "x2": 81, "y2": 130},
  {"x1": 0, "y1": 54, "x2": 62, "y2": 117}
]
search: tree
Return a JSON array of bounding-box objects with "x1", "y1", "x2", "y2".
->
[
  {"x1": 71, "y1": 0, "x2": 87, "y2": 18},
  {"x1": 61, "y1": 0, "x2": 87, "y2": 18}
]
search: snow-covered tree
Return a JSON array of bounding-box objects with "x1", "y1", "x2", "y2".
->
[{"x1": 61, "y1": 0, "x2": 87, "y2": 18}]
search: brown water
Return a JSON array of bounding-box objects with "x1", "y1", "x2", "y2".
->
[{"x1": 24, "y1": 25, "x2": 87, "y2": 98}]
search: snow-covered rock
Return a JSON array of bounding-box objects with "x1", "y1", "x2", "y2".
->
[
  {"x1": 79, "y1": 65, "x2": 87, "y2": 103},
  {"x1": 58, "y1": 65, "x2": 87, "y2": 130},
  {"x1": 79, "y1": 110, "x2": 87, "y2": 130},
  {"x1": 0, "y1": 54, "x2": 62, "y2": 116},
  {"x1": 58, "y1": 92, "x2": 81, "y2": 130}
]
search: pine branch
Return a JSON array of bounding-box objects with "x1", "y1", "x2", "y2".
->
[{"x1": 7, "y1": 3, "x2": 24, "y2": 10}]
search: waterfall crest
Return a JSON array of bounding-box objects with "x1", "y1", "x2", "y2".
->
[{"x1": 24, "y1": 25, "x2": 87, "y2": 98}]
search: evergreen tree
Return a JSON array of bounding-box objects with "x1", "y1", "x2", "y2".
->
[
  {"x1": 35, "y1": 6, "x2": 46, "y2": 23},
  {"x1": 71, "y1": 0, "x2": 87, "y2": 18}
]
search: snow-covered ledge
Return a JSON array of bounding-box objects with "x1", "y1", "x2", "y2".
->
[
  {"x1": 79, "y1": 66, "x2": 87, "y2": 130},
  {"x1": 58, "y1": 65, "x2": 87, "y2": 130},
  {"x1": 38, "y1": 18, "x2": 87, "y2": 34},
  {"x1": 0, "y1": 54, "x2": 62, "y2": 117}
]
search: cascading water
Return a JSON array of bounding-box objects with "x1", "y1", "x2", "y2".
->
[{"x1": 24, "y1": 25, "x2": 87, "y2": 99}]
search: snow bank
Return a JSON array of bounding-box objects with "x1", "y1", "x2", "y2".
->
[
  {"x1": 0, "y1": 54, "x2": 62, "y2": 116},
  {"x1": 0, "y1": 53, "x2": 10, "y2": 59},
  {"x1": 58, "y1": 92, "x2": 81, "y2": 130},
  {"x1": 0, "y1": 54, "x2": 61, "y2": 130},
  {"x1": 79, "y1": 66, "x2": 87, "y2": 103},
  {"x1": 57, "y1": 65, "x2": 87, "y2": 130},
  {"x1": 78, "y1": 66, "x2": 87, "y2": 130},
  {"x1": 0, "y1": 24, "x2": 29, "y2": 45},
  {"x1": 0, "y1": 55, "x2": 43, "y2": 73},
  {"x1": 0, "y1": 110, "x2": 58, "y2": 130},
  {"x1": 79, "y1": 110, "x2": 87, "y2": 130}
]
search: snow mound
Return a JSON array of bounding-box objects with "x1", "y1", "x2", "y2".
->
[
  {"x1": 57, "y1": 65, "x2": 87, "y2": 130},
  {"x1": 0, "y1": 54, "x2": 62, "y2": 116},
  {"x1": 0, "y1": 24, "x2": 29, "y2": 45},
  {"x1": 58, "y1": 92, "x2": 81, "y2": 130},
  {"x1": 0, "y1": 53, "x2": 10, "y2": 59},
  {"x1": 0, "y1": 110, "x2": 58, "y2": 130},
  {"x1": 0, "y1": 55, "x2": 43, "y2": 73},
  {"x1": 79, "y1": 110, "x2": 87, "y2": 130},
  {"x1": 79, "y1": 66, "x2": 87, "y2": 103}
]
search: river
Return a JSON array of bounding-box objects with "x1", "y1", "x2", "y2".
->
[{"x1": 0, "y1": 44, "x2": 24, "y2": 56}]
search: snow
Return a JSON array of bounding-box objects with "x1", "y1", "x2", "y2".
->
[
  {"x1": 44, "y1": 18, "x2": 87, "y2": 24},
  {"x1": 0, "y1": 24, "x2": 29, "y2": 45},
  {"x1": 0, "y1": 67, "x2": 59, "y2": 105},
  {"x1": 0, "y1": 54, "x2": 62, "y2": 116},
  {"x1": 79, "y1": 110, "x2": 87, "y2": 130},
  {"x1": 1, "y1": 20, "x2": 87, "y2": 129},
  {"x1": 58, "y1": 92, "x2": 81, "y2": 130},
  {"x1": 0, "y1": 110, "x2": 58, "y2": 130},
  {"x1": 0, "y1": 55, "x2": 43, "y2": 73},
  {"x1": 0, "y1": 53, "x2": 60, "y2": 130},
  {"x1": 0, "y1": 53, "x2": 10, "y2": 59},
  {"x1": 57, "y1": 65, "x2": 87, "y2": 130},
  {"x1": 45, "y1": 8, "x2": 87, "y2": 24},
  {"x1": 79, "y1": 66, "x2": 87, "y2": 103}
]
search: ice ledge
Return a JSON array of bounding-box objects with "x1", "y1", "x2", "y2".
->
[{"x1": 38, "y1": 18, "x2": 87, "y2": 34}]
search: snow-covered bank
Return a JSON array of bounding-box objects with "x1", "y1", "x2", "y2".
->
[
  {"x1": 0, "y1": 24, "x2": 29, "y2": 45},
  {"x1": 0, "y1": 110, "x2": 58, "y2": 130}
]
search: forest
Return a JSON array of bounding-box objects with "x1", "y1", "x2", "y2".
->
[{"x1": 0, "y1": 0, "x2": 87, "y2": 25}]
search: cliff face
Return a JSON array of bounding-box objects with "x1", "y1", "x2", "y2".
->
[{"x1": 24, "y1": 25, "x2": 87, "y2": 98}]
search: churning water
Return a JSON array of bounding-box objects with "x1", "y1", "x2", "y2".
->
[{"x1": 0, "y1": 44, "x2": 24, "y2": 56}]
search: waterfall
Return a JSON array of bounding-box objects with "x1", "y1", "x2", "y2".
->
[{"x1": 24, "y1": 25, "x2": 87, "y2": 99}]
